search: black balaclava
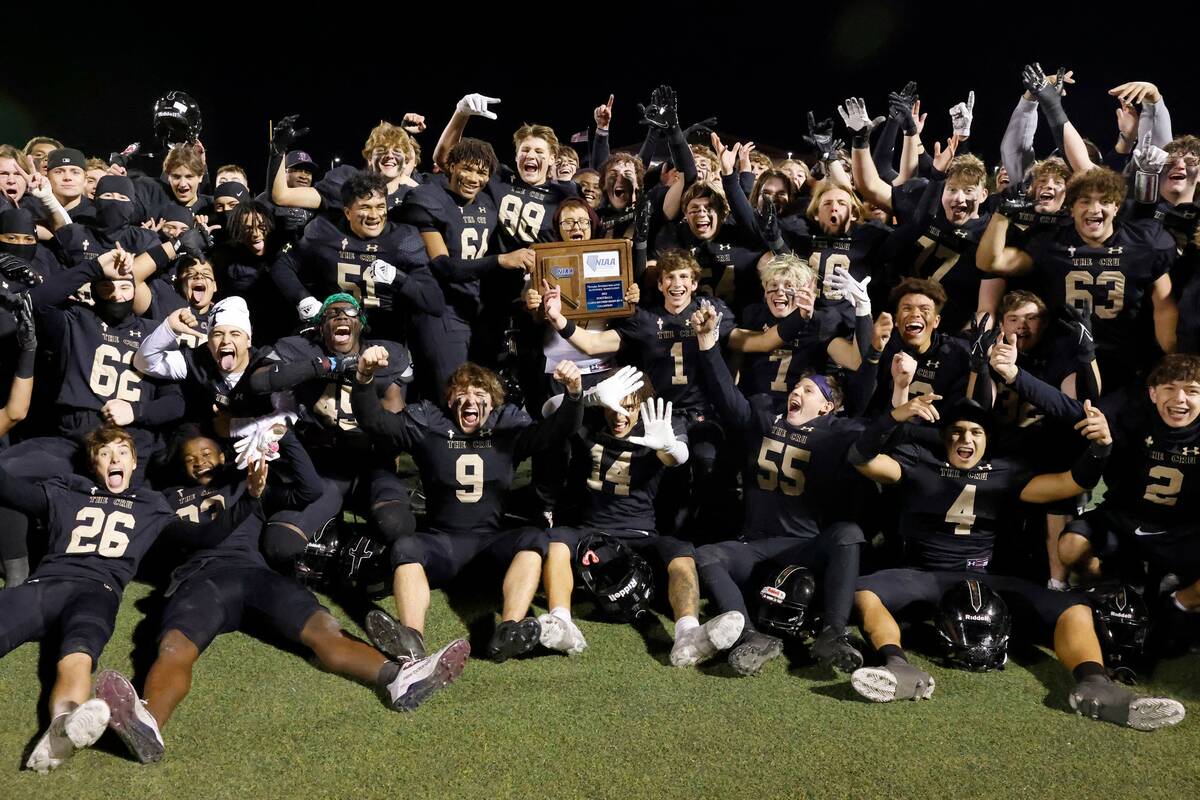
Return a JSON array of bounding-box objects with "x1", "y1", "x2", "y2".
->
[
  {"x1": 0, "y1": 208, "x2": 37, "y2": 261},
  {"x1": 91, "y1": 280, "x2": 134, "y2": 325},
  {"x1": 94, "y1": 176, "x2": 138, "y2": 233}
]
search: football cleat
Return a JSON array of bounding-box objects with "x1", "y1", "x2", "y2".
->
[
  {"x1": 728, "y1": 630, "x2": 784, "y2": 676},
  {"x1": 26, "y1": 699, "x2": 110, "y2": 774},
  {"x1": 488, "y1": 618, "x2": 542, "y2": 662},
  {"x1": 386, "y1": 639, "x2": 470, "y2": 712},
  {"x1": 811, "y1": 627, "x2": 864, "y2": 673},
  {"x1": 1069, "y1": 677, "x2": 1185, "y2": 731},
  {"x1": 365, "y1": 609, "x2": 427, "y2": 664},
  {"x1": 537, "y1": 613, "x2": 588, "y2": 656},
  {"x1": 851, "y1": 664, "x2": 936, "y2": 703},
  {"x1": 670, "y1": 611, "x2": 745, "y2": 667},
  {"x1": 94, "y1": 670, "x2": 164, "y2": 764}
]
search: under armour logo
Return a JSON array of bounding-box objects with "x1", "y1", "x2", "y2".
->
[
  {"x1": 478, "y1": 206, "x2": 487, "y2": 214},
  {"x1": 718, "y1": 243, "x2": 732, "y2": 251},
  {"x1": 925, "y1": 360, "x2": 940, "y2": 370},
  {"x1": 130, "y1": 330, "x2": 142, "y2": 338},
  {"x1": 1182, "y1": 446, "x2": 1200, "y2": 456},
  {"x1": 800, "y1": 426, "x2": 815, "y2": 432},
  {"x1": 366, "y1": 244, "x2": 378, "y2": 252},
  {"x1": 1107, "y1": 247, "x2": 1124, "y2": 255},
  {"x1": 977, "y1": 463, "x2": 993, "y2": 471}
]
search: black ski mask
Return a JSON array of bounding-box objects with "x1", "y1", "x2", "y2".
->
[
  {"x1": 0, "y1": 208, "x2": 37, "y2": 261},
  {"x1": 94, "y1": 176, "x2": 138, "y2": 233},
  {"x1": 91, "y1": 279, "x2": 134, "y2": 325}
]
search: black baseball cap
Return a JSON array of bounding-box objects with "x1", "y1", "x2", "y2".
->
[
  {"x1": 285, "y1": 151, "x2": 316, "y2": 171},
  {"x1": 46, "y1": 148, "x2": 86, "y2": 171}
]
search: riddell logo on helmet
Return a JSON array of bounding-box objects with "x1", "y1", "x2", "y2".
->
[
  {"x1": 760, "y1": 586, "x2": 786, "y2": 603},
  {"x1": 963, "y1": 614, "x2": 992, "y2": 622},
  {"x1": 608, "y1": 577, "x2": 639, "y2": 601}
]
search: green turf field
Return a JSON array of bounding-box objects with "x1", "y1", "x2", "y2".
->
[{"x1": 2, "y1": 576, "x2": 1199, "y2": 800}]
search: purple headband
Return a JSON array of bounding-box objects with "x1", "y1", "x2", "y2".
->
[{"x1": 809, "y1": 374, "x2": 833, "y2": 401}]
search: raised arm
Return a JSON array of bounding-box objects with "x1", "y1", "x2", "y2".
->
[
  {"x1": 433, "y1": 93, "x2": 501, "y2": 172},
  {"x1": 349, "y1": 345, "x2": 427, "y2": 452},
  {"x1": 542, "y1": 282, "x2": 622, "y2": 356},
  {"x1": 1019, "y1": 403, "x2": 1111, "y2": 503},
  {"x1": 1000, "y1": 96, "x2": 1040, "y2": 186},
  {"x1": 975, "y1": 204, "x2": 1034, "y2": 276}
]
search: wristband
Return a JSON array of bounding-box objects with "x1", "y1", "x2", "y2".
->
[
  {"x1": 557, "y1": 319, "x2": 577, "y2": 339},
  {"x1": 1070, "y1": 440, "x2": 1111, "y2": 489},
  {"x1": 15, "y1": 347, "x2": 34, "y2": 379},
  {"x1": 148, "y1": 243, "x2": 173, "y2": 274},
  {"x1": 775, "y1": 308, "x2": 808, "y2": 342},
  {"x1": 852, "y1": 132, "x2": 870, "y2": 150}
]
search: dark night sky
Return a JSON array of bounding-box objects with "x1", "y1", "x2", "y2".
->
[{"x1": 3, "y1": 5, "x2": 1197, "y2": 188}]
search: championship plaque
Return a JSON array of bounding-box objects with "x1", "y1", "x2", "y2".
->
[{"x1": 532, "y1": 238, "x2": 634, "y2": 321}]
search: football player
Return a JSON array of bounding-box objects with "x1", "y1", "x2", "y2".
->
[
  {"x1": 0, "y1": 425, "x2": 263, "y2": 773},
  {"x1": 846, "y1": 397, "x2": 1185, "y2": 730},
  {"x1": 45, "y1": 148, "x2": 95, "y2": 226},
  {"x1": 540, "y1": 376, "x2": 745, "y2": 666},
  {"x1": 56, "y1": 176, "x2": 160, "y2": 266},
  {"x1": 690, "y1": 299, "x2": 876, "y2": 675},
  {"x1": 976, "y1": 166, "x2": 1178, "y2": 390},
  {"x1": 542, "y1": 249, "x2": 733, "y2": 533},
  {"x1": 850, "y1": 101, "x2": 1001, "y2": 334},
  {"x1": 270, "y1": 171, "x2": 444, "y2": 341},
  {"x1": 243, "y1": 293, "x2": 414, "y2": 569},
  {"x1": 350, "y1": 354, "x2": 636, "y2": 663},
  {"x1": 399, "y1": 137, "x2": 534, "y2": 394},
  {"x1": 92, "y1": 427, "x2": 469, "y2": 766},
  {"x1": 991, "y1": 350, "x2": 1200, "y2": 650}
]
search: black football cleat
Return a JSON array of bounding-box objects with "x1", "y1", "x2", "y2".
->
[
  {"x1": 1069, "y1": 676, "x2": 1185, "y2": 731},
  {"x1": 728, "y1": 630, "x2": 784, "y2": 676},
  {"x1": 488, "y1": 618, "x2": 541, "y2": 662},
  {"x1": 365, "y1": 609, "x2": 427, "y2": 664},
  {"x1": 811, "y1": 627, "x2": 864, "y2": 673}
]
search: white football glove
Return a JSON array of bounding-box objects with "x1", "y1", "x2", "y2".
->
[
  {"x1": 627, "y1": 398, "x2": 675, "y2": 451},
  {"x1": 949, "y1": 90, "x2": 975, "y2": 138},
  {"x1": 456, "y1": 93, "x2": 501, "y2": 120},
  {"x1": 837, "y1": 97, "x2": 872, "y2": 133},
  {"x1": 584, "y1": 365, "x2": 645, "y2": 417},
  {"x1": 829, "y1": 267, "x2": 872, "y2": 317},
  {"x1": 1133, "y1": 132, "x2": 1169, "y2": 174},
  {"x1": 297, "y1": 296, "x2": 322, "y2": 321},
  {"x1": 367, "y1": 259, "x2": 397, "y2": 286}
]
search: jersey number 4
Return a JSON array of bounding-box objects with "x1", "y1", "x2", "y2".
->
[
  {"x1": 66, "y1": 507, "x2": 134, "y2": 557},
  {"x1": 945, "y1": 484, "x2": 977, "y2": 535}
]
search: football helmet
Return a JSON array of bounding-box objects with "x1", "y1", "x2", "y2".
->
[
  {"x1": 1093, "y1": 584, "x2": 1150, "y2": 671},
  {"x1": 153, "y1": 91, "x2": 202, "y2": 148},
  {"x1": 576, "y1": 532, "x2": 654, "y2": 622},
  {"x1": 757, "y1": 565, "x2": 818, "y2": 637},
  {"x1": 339, "y1": 534, "x2": 390, "y2": 598},
  {"x1": 935, "y1": 579, "x2": 1011, "y2": 671},
  {"x1": 294, "y1": 518, "x2": 340, "y2": 588}
]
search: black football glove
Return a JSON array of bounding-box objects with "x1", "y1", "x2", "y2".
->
[
  {"x1": 638, "y1": 85, "x2": 678, "y2": 131},
  {"x1": 0, "y1": 253, "x2": 41, "y2": 287},
  {"x1": 968, "y1": 313, "x2": 1001, "y2": 372},
  {"x1": 173, "y1": 227, "x2": 212, "y2": 258},
  {"x1": 887, "y1": 81, "x2": 919, "y2": 135},
  {"x1": 683, "y1": 116, "x2": 719, "y2": 140},
  {"x1": 633, "y1": 192, "x2": 652, "y2": 245},
  {"x1": 13, "y1": 292, "x2": 35, "y2": 353},
  {"x1": 756, "y1": 198, "x2": 788, "y2": 255},
  {"x1": 998, "y1": 186, "x2": 1034, "y2": 219},
  {"x1": 272, "y1": 114, "x2": 310, "y2": 156},
  {"x1": 806, "y1": 111, "x2": 838, "y2": 162},
  {"x1": 1057, "y1": 300, "x2": 1096, "y2": 361}
]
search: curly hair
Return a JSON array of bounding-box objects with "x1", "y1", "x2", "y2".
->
[
  {"x1": 1064, "y1": 167, "x2": 1127, "y2": 209},
  {"x1": 655, "y1": 248, "x2": 702, "y2": 282},
  {"x1": 1148, "y1": 353, "x2": 1200, "y2": 387},
  {"x1": 361, "y1": 121, "x2": 413, "y2": 163},
  {"x1": 445, "y1": 363, "x2": 506, "y2": 409},
  {"x1": 84, "y1": 425, "x2": 137, "y2": 464},
  {"x1": 891, "y1": 277, "x2": 948, "y2": 313}
]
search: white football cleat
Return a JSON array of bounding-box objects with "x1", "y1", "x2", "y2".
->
[
  {"x1": 670, "y1": 611, "x2": 744, "y2": 667},
  {"x1": 538, "y1": 613, "x2": 588, "y2": 655},
  {"x1": 26, "y1": 699, "x2": 110, "y2": 774}
]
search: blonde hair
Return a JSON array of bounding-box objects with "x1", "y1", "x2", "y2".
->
[{"x1": 759, "y1": 253, "x2": 815, "y2": 289}]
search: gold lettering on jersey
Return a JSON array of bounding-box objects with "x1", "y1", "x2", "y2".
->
[
  {"x1": 113, "y1": 498, "x2": 133, "y2": 509},
  {"x1": 657, "y1": 326, "x2": 696, "y2": 342},
  {"x1": 101, "y1": 332, "x2": 120, "y2": 344},
  {"x1": 470, "y1": 440, "x2": 494, "y2": 449},
  {"x1": 447, "y1": 440, "x2": 467, "y2": 450}
]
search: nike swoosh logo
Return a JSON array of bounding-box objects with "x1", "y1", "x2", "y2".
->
[{"x1": 1134, "y1": 527, "x2": 1167, "y2": 536}]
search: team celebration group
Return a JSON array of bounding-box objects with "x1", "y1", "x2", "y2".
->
[{"x1": 0, "y1": 65, "x2": 1198, "y2": 774}]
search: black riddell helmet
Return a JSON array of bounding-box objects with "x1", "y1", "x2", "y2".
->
[
  {"x1": 757, "y1": 565, "x2": 818, "y2": 637},
  {"x1": 1093, "y1": 585, "x2": 1150, "y2": 671},
  {"x1": 576, "y1": 532, "x2": 654, "y2": 622},
  {"x1": 154, "y1": 91, "x2": 202, "y2": 148},
  {"x1": 936, "y1": 579, "x2": 1011, "y2": 671}
]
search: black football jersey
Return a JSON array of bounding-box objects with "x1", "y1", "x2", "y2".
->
[
  {"x1": 1021, "y1": 218, "x2": 1174, "y2": 362},
  {"x1": 54, "y1": 309, "x2": 161, "y2": 423},
  {"x1": 570, "y1": 412, "x2": 688, "y2": 532},
  {"x1": 35, "y1": 475, "x2": 179, "y2": 590},
  {"x1": 263, "y1": 335, "x2": 412, "y2": 456},
  {"x1": 872, "y1": 331, "x2": 970, "y2": 414},
  {"x1": 737, "y1": 303, "x2": 844, "y2": 404},
  {"x1": 806, "y1": 223, "x2": 891, "y2": 324},
  {"x1": 612, "y1": 298, "x2": 735, "y2": 413},
  {"x1": 888, "y1": 178, "x2": 995, "y2": 333},
  {"x1": 488, "y1": 166, "x2": 577, "y2": 246},
  {"x1": 891, "y1": 443, "x2": 1035, "y2": 571}
]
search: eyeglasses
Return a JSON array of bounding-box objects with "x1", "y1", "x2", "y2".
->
[
  {"x1": 560, "y1": 219, "x2": 591, "y2": 231},
  {"x1": 322, "y1": 306, "x2": 361, "y2": 320}
]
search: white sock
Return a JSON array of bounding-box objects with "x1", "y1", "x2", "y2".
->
[
  {"x1": 551, "y1": 607, "x2": 572, "y2": 623},
  {"x1": 675, "y1": 615, "x2": 699, "y2": 638}
]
